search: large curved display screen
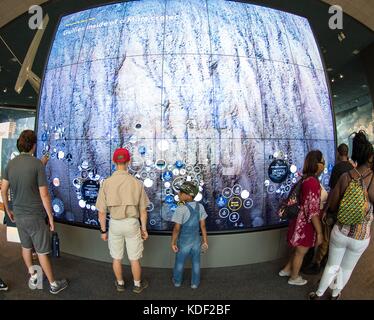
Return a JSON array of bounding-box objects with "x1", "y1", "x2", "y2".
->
[{"x1": 37, "y1": 0, "x2": 335, "y2": 232}]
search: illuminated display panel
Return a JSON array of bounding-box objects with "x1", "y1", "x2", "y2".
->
[{"x1": 37, "y1": 0, "x2": 335, "y2": 232}]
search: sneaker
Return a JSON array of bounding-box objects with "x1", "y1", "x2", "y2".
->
[
  {"x1": 115, "y1": 280, "x2": 125, "y2": 292},
  {"x1": 49, "y1": 279, "x2": 68, "y2": 295},
  {"x1": 288, "y1": 276, "x2": 308, "y2": 286},
  {"x1": 172, "y1": 278, "x2": 181, "y2": 288},
  {"x1": 309, "y1": 291, "x2": 322, "y2": 300},
  {"x1": 278, "y1": 269, "x2": 291, "y2": 277},
  {"x1": 133, "y1": 279, "x2": 148, "y2": 294},
  {"x1": 0, "y1": 278, "x2": 8, "y2": 291},
  {"x1": 191, "y1": 284, "x2": 199, "y2": 289}
]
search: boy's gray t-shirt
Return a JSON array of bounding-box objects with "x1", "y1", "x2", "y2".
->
[
  {"x1": 172, "y1": 202, "x2": 208, "y2": 225},
  {"x1": 3, "y1": 154, "x2": 48, "y2": 217}
]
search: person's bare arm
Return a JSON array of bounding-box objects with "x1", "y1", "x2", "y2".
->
[
  {"x1": 98, "y1": 210, "x2": 107, "y2": 241},
  {"x1": 200, "y1": 219, "x2": 208, "y2": 249},
  {"x1": 39, "y1": 186, "x2": 54, "y2": 231},
  {"x1": 140, "y1": 208, "x2": 148, "y2": 240},
  {"x1": 311, "y1": 215, "x2": 323, "y2": 246},
  {"x1": 171, "y1": 223, "x2": 181, "y2": 252},
  {"x1": 1, "y1": 179, "x2": 15, "y2": 222}
]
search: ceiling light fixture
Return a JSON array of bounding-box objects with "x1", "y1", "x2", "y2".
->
[
  {"x1": 338, "y1": 32, "x2": 346, "y2": 42},
  {"x1": 339, "y1": 74, "x2": 344, "y2": 79},
  {"x1": 331, "y1": 78, "x2": 335, "y2": 83},
  {"x1": 353, "y1": 49, "x2": 360, "y2": 55},
  {"x1": 327, "y1": 68, "x2": 333, "y2": 72}
]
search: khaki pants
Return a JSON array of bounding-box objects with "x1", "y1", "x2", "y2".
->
[{"x1": 108, "y1": 218, "x2": 143, "y2": 261}]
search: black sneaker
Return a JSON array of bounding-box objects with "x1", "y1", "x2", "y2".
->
[
  {"x1": 133, "y1": 279, "x2": 148, "y2": 294},
  {"x1": 308, "y1": 292, "x2": 322, "y2": 300},
  {"x1": 115, "y1": 280, "x2": 125, "y2": 292},
  {"x1": 0, "y1": 278, "x2": 8, "y2": 291},
  {"x1": 49, "y1": 279, "x2": 68, "y2": 294}
]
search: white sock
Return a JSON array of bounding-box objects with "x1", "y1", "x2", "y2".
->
[
  {"x1": 117, "y1": 280, "x2": 124, "y2": 285},
  {"x1": 50, "y1": 281, "x2": 58, "y2": 287},
  {"x1": 134, "y1": 280, "x2": 141, "y2": 287}
]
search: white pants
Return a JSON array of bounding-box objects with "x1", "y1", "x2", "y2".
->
[{"x1": 316, "y1": 224, "x2": 370, "y2": 297}]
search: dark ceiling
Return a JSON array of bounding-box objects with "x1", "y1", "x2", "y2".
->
[{"x1": 0, "y1": 0, "x2": 373, "y2": 113}]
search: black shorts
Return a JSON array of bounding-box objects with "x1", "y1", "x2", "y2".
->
[{"x1": 15, "y1": 215, "x2": 51, "y2": 255}]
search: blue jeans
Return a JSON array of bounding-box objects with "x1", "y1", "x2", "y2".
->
[{"x1": 173, "y1": 241, "x2": 201, "y2": 287}]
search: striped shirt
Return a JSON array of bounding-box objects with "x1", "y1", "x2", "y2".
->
[{"x1": 336, "y1": 204, "x2": 373, "y2": 240}]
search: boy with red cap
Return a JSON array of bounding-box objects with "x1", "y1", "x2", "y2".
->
[{"x1": 96, "y1": 148, "x2": 150, "y2": 293}]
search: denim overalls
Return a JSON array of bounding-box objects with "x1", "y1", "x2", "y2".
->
[{"x1": 173, "y1": 202, "x2": 201, "y2": 287}]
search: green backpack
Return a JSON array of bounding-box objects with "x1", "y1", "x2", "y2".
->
[{"x1": 337, "y1": 170, "x2": 373, "y2": 225}]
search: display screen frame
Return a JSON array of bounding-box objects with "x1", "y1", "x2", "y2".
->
[{"x1": 35, "y1": 0, "x2": 337, "y2": 234}]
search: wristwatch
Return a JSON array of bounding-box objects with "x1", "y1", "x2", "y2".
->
[{"x1": 100, "y1": 229, "x2": 107, "y2": 234}]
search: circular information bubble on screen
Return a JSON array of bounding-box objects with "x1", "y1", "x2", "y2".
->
[
  {"x1": 222, "y1": 187, "x2": 232, "y2": 198},
  {"x1": 244, "y1": 198, "x2": 253, "y2": 209},
  {"x1": 53, "y1": 178, "x2": 60, "y2": 187},
  {"x1": 268, "y1": 159, "x2": 289, "y2": 183},
  {"x1": 52, "y1": 198, "x2": 64, "y2": 216},
  {"x1": 241, "y1": 190, "x2": 250, "y2": 199},
  {"x1": 228, "y1": 197, "x2": 242, "y2": 211},
  {"x1": 81, "y1": 180, "x2": 100, "y2": 205},
  {"x1": 232, "y1": 185, "x2": 242, "y2": 195},
  {"x1": 194, "y1": 193, "x2": 203, "y2": 202},
  {"x1": 219, "y1": 208, "x2": 230, "y2": 218},
  {"x1": 143, "y1": 178, "x2": 153, "y2": 188},
  {"x1": 229, "y1": 212, "x2": 240, "y2": 223}
]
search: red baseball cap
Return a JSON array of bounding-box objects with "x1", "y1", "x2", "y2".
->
[{"x1": 113, "y1": 148, "x2": 131, "y2": 163}]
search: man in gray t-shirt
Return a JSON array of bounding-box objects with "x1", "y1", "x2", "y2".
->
[
  {"x1": 4, "y1": 154, "x2": 48, "y2": 218},
  {"x1": 1, "y1": 130, "x2": 68, "y2": 295}
]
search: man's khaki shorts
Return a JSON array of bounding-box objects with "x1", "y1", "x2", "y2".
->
[{"x1": 108, "y1": 218, "x2": 143, "y2": 261}]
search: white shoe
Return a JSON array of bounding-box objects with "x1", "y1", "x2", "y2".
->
[
  {"x1": 279, "y1": 269, "x2": 291, "y2": 277},
  {"x1": 288, "y1": 276, "x2": 307, "y2": 286}
]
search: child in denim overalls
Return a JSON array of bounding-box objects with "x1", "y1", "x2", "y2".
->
[{"x1": 171, "y1": 181, "x2": 208, "y2": 289}]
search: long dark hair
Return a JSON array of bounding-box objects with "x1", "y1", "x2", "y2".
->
[
  {"x1": 17, "y1": 130, "x2": 37, "y2": 153},
  {"x1": 351, "y1": 131, "x2": 373, "y2": 166},
  {"x1": 303, "y1": 150, "x2": 323, "y2": 178}
]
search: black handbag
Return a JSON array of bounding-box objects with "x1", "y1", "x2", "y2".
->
[{"x1": 278, "y1": 179, "x2": 303, "y2": 220}]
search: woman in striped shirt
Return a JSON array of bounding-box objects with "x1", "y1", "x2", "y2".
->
[{"x1": 309, "y1": 131, "x2": 374, "y2": 300}]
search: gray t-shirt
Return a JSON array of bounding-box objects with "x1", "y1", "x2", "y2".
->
[
  {"x1": 172, "y1": 202, "x2": 208, "y2": 225},
  {"x1": 3, "y1": 154, "x2": 48, "y2": 217}
]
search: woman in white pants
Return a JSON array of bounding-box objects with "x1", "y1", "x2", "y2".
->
[{"x1": 309, "y1": 131, "x2": 374, "y2": 300}]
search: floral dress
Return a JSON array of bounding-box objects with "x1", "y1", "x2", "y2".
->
[{"x1": 287, "y1": 176, "x2": 321, "y2": 248}]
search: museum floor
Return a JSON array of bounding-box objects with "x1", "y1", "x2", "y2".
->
[{"x1": 0, "y1": 225, "x2": 373, "y2": 300}]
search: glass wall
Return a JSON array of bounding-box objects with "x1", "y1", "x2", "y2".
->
[{"x1": 0, "y1": 106, "x2": 36, "y2": 179}]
